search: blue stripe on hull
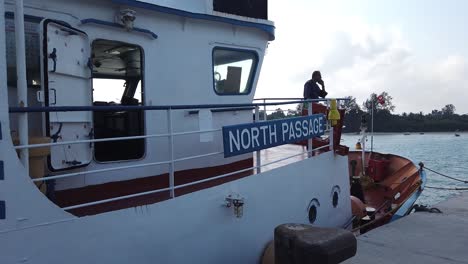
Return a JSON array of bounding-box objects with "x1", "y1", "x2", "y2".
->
[
  {"x1": 0, "y1": 161, "x2": 4, "y2": 181},
  {"x1": 0, "y1": 201, "x2": 5, "y2": 220},
  {"x1": 391, "y1": 169, "x2": 427, "y2": 221},
  {"x1": 112, "y1": 0, "x2": 276, "y2": 40}
]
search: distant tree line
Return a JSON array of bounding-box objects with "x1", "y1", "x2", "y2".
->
[{"x1": 262, "y1": 92, "x2": 468, "y2": 133}]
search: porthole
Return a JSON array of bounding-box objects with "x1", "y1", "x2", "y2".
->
[
  {"x1": 333, "y1": 191, "x2": 339, "y2": 208},
  {"x1": 308, "y1": 205, "x2": 317, "y2": 224},
  {"x1": 307, "y1": 198, "x2": 320, "y2": 224},
  {"x1": 331, "y1": 185, "x2": 341, "y2": 208}
]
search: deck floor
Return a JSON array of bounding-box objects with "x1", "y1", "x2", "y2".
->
[
  {"x1": 344, "y1": 193, "x2": 468, "y2": 264},
  {"x1": 256, "y1": 144, "x2": 309, "y2": 172}
]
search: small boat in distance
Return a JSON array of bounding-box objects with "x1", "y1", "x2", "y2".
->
[
  {"x1": 455, "y1": 133, "x2": 461, "y2": 137},
  {"x1": 419, "y1": 132, "x2": 424, "y2": 135},
  {"x1": 404, "y1": 132, "x2": 411, "y2": 135}
]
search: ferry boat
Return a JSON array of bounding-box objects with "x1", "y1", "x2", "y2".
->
[{"x1": 0, "y1": 0, "x2": 425, "y2": 263}]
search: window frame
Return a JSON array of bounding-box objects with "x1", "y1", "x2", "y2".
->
[
  {"x1": 212, "y1": 47, "x2": 259, "y2": 96},
  {"x1": 90, "y1": 39, "x2": 147, "y2": 163},
  {"x1": 90, "y1": 38, "x2": 146, "y2": 106}
]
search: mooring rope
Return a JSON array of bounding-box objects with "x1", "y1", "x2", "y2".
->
[
  {"x1": 424, "y1": 166, "x2": 468, "y2": 184},
  {"x1": 426, "y1": 186, "x2": 468, "y2": 191},
  {"x1": 411, "y1": 204, "x2": 442, "y2": 213}
]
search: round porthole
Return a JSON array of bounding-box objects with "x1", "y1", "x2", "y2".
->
[
  {"x1": 307, "y1": 198, "x2": 320, "y2": 224},
  {"x1": 332, "y1": 191, "x2": 339, "y2": 208},
  {"x1": 331, "y1": 185, "x2": 341, "y2": 208},
  {"x1": 308, "y1": 205, "x2": 317, "y2": 224}
]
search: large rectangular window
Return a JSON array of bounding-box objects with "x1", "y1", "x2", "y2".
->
[
  {"x1": 213, "y1": 48, "x2": 258, "y2": 95},
  {"x1": 91, "y1": 40, "x2": 145, "y2": 162},
  {"x1": 213, "y1": 0, "x2": 268, "y2": 19}
]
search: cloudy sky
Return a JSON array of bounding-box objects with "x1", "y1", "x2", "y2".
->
[{"x1": 256, "y1": 0, "x2": 468, "y2": 114}]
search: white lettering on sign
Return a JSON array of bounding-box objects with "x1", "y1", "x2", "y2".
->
[
  {"x1": 302, "y1": 120, "x2": 308, "y2": 137},
  {"x1": 229, "y1": 130, "x2": 241, "y2": 153},
  {"x1": 319, "y1": 116, "x2": 324, "y2": 133},
  {"x1": 288, "y1": 122, "x2": 295, "y2": 140},
  {"x1": 295, "y1": 121, "x2": 302, "y2": 138},
  {"x1": 269, "y1": 125, "x2": 277, "y2": 144},
  {"x1": 314, "y1": 118, "x2": 319, "y2": 134},
  {"x1": 282, "y1": 123, "x2": 288, "y2": 141},
  {"x1": 241, "y1": 129, "x2": 251, "y2": 149},
  {"x1": 260, "y1": 125, "x2": 268, "y2": 145},
  {"x1": 252, "y1": 127, "x2": 260, "y2": 148},
  {"x1": 229, "y1": 125, "x2": 280, "y2": 153},
  {"x1": 223, "y1": 114, "x2": 326, "y2": 157},
  {"x1": 280, "y1": 119, "x2": 326, "y2": 142}
]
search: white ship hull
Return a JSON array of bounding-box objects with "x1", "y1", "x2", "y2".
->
[{"x1": 0, "y1": 147, "x2": 350, "y2": 263}]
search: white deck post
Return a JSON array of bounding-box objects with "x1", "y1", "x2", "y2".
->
[
  {"x1": 254, "y1": 106, "x2": 261, "y2": 173},
  {"x1": 15, "y1": 0, "x2": 29, "y2": 170},
  {"x1": 371, "y1": 99, "x2": 374, "y2": 152},
  {"x1": 328, "y1": 100, "x2": 334, "y2": 152},
  {"x1": 0, "y1": 0, "x2": 8, "y2": 116},
  {"x1": 307, "y1": 101, "x2": 313, "y2": 157},
  {"x1": 167, "y1": 109, "x2": 175, "y2": 198},
  {"x1": 361, "y1": 134, "x2": 366, "y2": 174}
]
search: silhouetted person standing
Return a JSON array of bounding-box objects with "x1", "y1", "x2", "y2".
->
[{"x1": 304, "y1": 71, "x2": 327, "y2": 100}]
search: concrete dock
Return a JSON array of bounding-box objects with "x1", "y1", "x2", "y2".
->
[{"x1": 345, "y1": 193, "x2": 468, "y2": 264}]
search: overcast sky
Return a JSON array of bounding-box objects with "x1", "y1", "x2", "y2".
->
[{"x1": 256, "y1": 0, "x2": 468, "y2": 114}]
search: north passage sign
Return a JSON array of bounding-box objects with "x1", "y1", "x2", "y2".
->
[{"x1": 222, "y1": 114, "x2": 326, "y2": 157}]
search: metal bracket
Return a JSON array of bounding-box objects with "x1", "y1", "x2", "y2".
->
[
  {"x1": 49, "y1": 48, "x2": 57, "y2": 72},
  {"x1": 225, "y1": 194, "x2": 245, "y2": 218},
  {"x1": 50, "y1": 123, "x2": 63, "y2": 142}
]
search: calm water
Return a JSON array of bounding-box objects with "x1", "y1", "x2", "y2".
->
[{"x1": 341, "y1": 132, "x2": 468, "y2": 206}]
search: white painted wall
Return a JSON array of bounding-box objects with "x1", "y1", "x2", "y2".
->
[{"x1": 136, "y1": 0, "x2": 211, "y2": 14}]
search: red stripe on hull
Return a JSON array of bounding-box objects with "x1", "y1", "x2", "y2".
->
[{"x1": 54, "y1": 159, "x2": 254, "y2": 216}]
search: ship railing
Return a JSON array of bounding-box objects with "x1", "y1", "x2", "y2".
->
[
  {"x1": 253, "y1": 97, "x2": 346, "y2": 155},
  {"x1": 254, "y1": 97, "x2": 307, "y2": 121},
  {"x1": 9, "y1": 98, "x2": 348, "y2": 210}
]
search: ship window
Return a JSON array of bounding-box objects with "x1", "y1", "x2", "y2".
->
[
  {"x1": 91, "y1": 40, "x2": 145, "y2": 162},
  {"x1": 213, "y1": 0, "x2": 268, "y2": 20},
  {"x1": 213, "y1": 48, "x2": 258, "y2": 95}
]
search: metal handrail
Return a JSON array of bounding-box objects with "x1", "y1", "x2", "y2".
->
[
  {"x1": 9, "y1": 98, "x2": 348, "y2": 113},
  {"x1": 32, "y1": 151, "x2": 224, "y2": 183},
  {"x1": 254, "y1": 97, "x2": 350, "y2": 101},
  {"x1": 14, "y1": 128, "x2": 222, "y2": 150},
  {"x1": 32, "y1": 160, "x2": 171, "y2": 182},
  {"x1": 61, "y1": 144, "x2": 332, "y2": 211},
  {"x1": 12, "y1": 97, "x2": 342, "y2": 151},
  {"x1": 11, "y1": 97, "x2": 339, "y2": 209}
]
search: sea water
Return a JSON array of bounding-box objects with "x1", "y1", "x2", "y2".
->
[{"x1": 342, "y1": 132, "x2": 468, "y2": 206}]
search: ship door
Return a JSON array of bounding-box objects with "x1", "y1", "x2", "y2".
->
[{"x1": 40, "y1": 20, "x2": 93, "y2": 171}]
